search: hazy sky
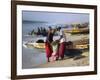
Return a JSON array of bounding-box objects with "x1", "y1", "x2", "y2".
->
[{"x1": 22, "y1": 11, "x2": 89, "y2": 24}]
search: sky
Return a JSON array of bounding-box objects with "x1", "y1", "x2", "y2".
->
[{"x1": 22, "y1": 11, "x2": 89, "y2": 24}]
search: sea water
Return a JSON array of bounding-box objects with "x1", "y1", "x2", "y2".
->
[{"x1": 22, "y1": 22, "x2": 47, "y2": 69}]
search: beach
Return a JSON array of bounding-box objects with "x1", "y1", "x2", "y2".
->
[
  {"x1": 37, "y1": 52, "x2": 89, "y2": 68},
  {"x1": 22, "y1": 21, "x2": 89, "y2": 69},
  {"x1": 22, "y1": 33, "x2": 89, "y2": 69},
  {"x1": 22, "y1": 11, "x2": 90, "y2": 69},
  {"x1": 36, "y1": 46, "x2": 89, "y2": 68}
]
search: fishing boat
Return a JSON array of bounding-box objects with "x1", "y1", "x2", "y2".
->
[
  {"x1": 24, "y1": 36, "x2": 60, "y2": 49},
  {"x1": 32, "y1": 39, "x2": 45, "y2": 49},
  {"x1": 25, "y1": 39, "x2": 45, "y2": 49},
  {"x1": 64, "y1": 27, "x2": 89, "y2": 34},
  {"x1": 73, "y1": 38, "x2": 89, "y2": 49}
]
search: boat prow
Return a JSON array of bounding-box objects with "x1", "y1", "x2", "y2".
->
[
  {"x1": 32, "y1": 43, "x2": 45, "y2": 49},
  {"x1": 23, "y1": 43, "x2": 28, "y2": 48}
]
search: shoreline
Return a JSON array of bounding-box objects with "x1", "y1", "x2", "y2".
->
[{"x1": 36, "y1": 51, "x2": 89, "y2": 68}]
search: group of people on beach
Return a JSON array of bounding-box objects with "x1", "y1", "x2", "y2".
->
[{"x1": 45, "y1": 27, "x2": 66, "y2": 62}]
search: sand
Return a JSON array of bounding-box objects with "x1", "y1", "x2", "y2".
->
[{"x1": 37, "y1": 51, "x2": 89, "y2": 68}]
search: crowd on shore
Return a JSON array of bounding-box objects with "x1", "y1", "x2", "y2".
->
[{"x1": 29, "y1": 26, "x2": 62, "y2": 37}]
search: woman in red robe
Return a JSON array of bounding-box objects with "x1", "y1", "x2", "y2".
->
[
  {"x1": 58, "y1": 35, "x2": 66, "y2": 60},
  {"x1": 45, "y1": 40, "x2": 53, "y2": 62}
]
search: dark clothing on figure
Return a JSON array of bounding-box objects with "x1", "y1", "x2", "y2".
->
[{"x1": 47, "y1": 32, "x2": 54, "y2": 43}]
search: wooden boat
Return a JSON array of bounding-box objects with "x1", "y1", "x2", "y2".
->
[
  {"x1": 32, "y1": 43, "x2": 45, "y2": 49},
  {"x1": 71, "y1": 38, "x2": 89, "y2": 49},
  {"x1": 64, "y1": 28, "x2": 89, "y2": 34},
  {"x1": 24, "y1": 36, "x2": 60, "y2": 49},
  {"x1": 75, "y1": 44, "x2": 89, "y2": 49},
  {"x1": 65, "y1": 38, "x2": 89, "y2": 50},
  {"x1": 25, "y1": 39, "x2": 45, "y2": 49}
]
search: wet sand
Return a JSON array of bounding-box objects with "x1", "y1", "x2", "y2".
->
[
  {"x1": 22, "y1": 47, "x2": 47, "y2": 69},
  {"x1": 37, "y1": 51, "x2": 89, "y2": 68}
]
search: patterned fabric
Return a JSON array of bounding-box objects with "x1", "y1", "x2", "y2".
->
[{"x1": 52, "y1": 44, "x2": 58, "y2": 53}]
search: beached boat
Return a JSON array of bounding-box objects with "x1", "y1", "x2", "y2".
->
[
  {"x1": 75, "y1": 44, "x2": 89, "y2": 49},
  {"x1": 24, "y1": 36, "x2": 60, "y2": 49},
  {"x1": 32, "y1": 36, "x2": 60, "y2": 49},
  {"x1": 32, "y1": 43, "x2": 45, "y2": 49},
  {"x1": 25, "y1": 39, "x2": 45, "y2": 49},
  {"x1": 24, "y1": 37, "x2": 89, "y2": 49},
  {"x1": 73, "y1": 38, "x2": 89, "y2": 49},
  {"x1": 64, "y1": 27, "x2": 89, "y2": 34}
]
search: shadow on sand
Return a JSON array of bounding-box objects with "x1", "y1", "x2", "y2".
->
[{"x1": 64, "y1": 49, "x2": 87, "y2": 60}]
